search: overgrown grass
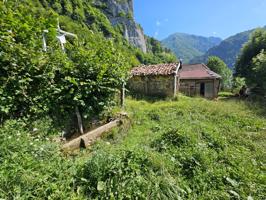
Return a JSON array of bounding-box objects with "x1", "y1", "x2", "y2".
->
[
  {"x1": 94, "y1": 95, "x2": 266, "y2": 199},
  {"x1": 0, "y1": 119, "x2": 86, "y2": 199},
  {"x1": 1, "y1": 95, "x2": 265, "y2": 199}
]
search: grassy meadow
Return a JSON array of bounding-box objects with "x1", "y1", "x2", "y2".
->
[{"x1": 0, "y1": 95, "x2": 265, "y2": 199}]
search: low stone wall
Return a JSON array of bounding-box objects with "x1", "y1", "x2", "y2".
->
[{"x1": 128, "y1": 75, "x2": 175, "y2": 97}]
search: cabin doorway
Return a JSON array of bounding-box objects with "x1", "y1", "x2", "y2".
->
[{"x1": 200, "y1": 83, "x2": 205, "y2": 96}]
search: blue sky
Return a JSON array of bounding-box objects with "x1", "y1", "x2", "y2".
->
[{"x1": 134, "y1": 0, "x2": 266, "y2": 40}]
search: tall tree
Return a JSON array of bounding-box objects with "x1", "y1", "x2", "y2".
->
[
  {"x1": 235, "y1": 28, "x2": 266, "y2": 94},
  {"x1": 235, "y1": 29, "x2": 266, "y2": 79},
  {"x1": 207, "y1": 56, "x2": 232, "y2": 90},
  {"x1": 251, "y1": 50, "x2": 266, "y2": 94}
]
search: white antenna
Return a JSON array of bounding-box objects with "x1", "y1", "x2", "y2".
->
[
  {"x1": 56, "y1": 19, "x2": 77, "y2": 52},
  {"x1": 42, "y1": 30, "x2": 49, "y2": 52},
  {"x1": 56, "y1": 19, "x2": 84, "y2": 135}
]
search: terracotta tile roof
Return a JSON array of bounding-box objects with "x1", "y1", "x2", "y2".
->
[
  {"x1": 131, "y1": 63, "x2": 221, "y2": 79},
  {"x1": 178, "y1": 63, "x2": 221, "y2": 79},
  {"x1": 131, "y1": 63, "x2": 178, "y2": 76}
]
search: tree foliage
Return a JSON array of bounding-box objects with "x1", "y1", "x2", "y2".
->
[
  {"x1": 207, "y1": 56, "x2": 232, "y2": 90},
  {"x1": 235, "y1": 29, "x2": 266, "y2": 94},
  {"x1": 135, "y1": 36, "x2": 177, "y2": 65},
  {"x1": 38, "y1": 0, "x2": 176, "y2": 65},
  {"x1": 0, "y1": 0, "x2": 177, "y2": 127},
  {"x1": 0, "y1": 1, "x2": 129, "y2": 125},
  {"x1": 232, "y1": 77, "x2": 246, "y2": 94},
  {"x1": 251, "y1": 50, "x2": 266, "y2": 94}
]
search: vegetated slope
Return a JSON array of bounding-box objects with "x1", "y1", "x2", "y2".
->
[
  {"x1": 0, "y1": 0, "x2": 176, "y2": 124},
  {"x1": 0, "y1": 0, "x2": 133, "y2": 125},
  {"x1": 1, "y1": 96, "x2": 265, "y2": 199},
  {"x1": 138, "y1": 36, "x2": 177, "y2": 64},
  {"x1": 190, "y1": 28, "x2": 266, "y2": 69},
  {"x1": 38, "y1": 0, "x2": 176, "y2": 64},
  {"x1": 161, "y1": 33, "x2": 222, "y2": 63},
  {"x1": 92, "y1": 97, "x2": 266, "y2": 199}
]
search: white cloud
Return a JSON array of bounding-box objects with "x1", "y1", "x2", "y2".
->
[
  {"x1": 212, "y1": 31, "x2": 217, "y2": 36},
  {"x1": 156, "y1": 20, "x2": 161, "y2": 27},
  {"x1": 154, "y1": 31, "x2": 159, "y2": 38},
  {"x1": 154, "y1": 18, "x2": 168, "y2": 38}
]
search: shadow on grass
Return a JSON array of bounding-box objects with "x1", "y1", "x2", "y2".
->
[
  {"x1": 219, "y1": 95, "x2": 266, "y2": 118},
  {"x1": 247, "y1": 96, "x2": 266, "y2": 117},
  {"x1": 127, "y1": 93, "x2": 175, "y2": 103}
]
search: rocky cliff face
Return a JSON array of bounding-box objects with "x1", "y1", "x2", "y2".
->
[{"x1": 96, "y1": 0, "x2": 147, "y2": 52}]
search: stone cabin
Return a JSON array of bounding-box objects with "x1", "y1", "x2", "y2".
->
[{"x1": 128, "y1": 62, "x2": 221, "y2": 99}]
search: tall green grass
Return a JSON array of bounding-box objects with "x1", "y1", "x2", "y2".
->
[
  {"x1": 0, "y1": 119, "x2": 85, "y2": 199},
  {"x1": 1, "y1": 95, "x2": 265, "y2": 199},
  {"x1": 90, "y1": 96, "x2": 266, "y2": 199}
]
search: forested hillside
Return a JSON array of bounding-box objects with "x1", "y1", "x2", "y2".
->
[
  {"x1": 161, "y1": 32, "x2": 221, "y2": 63},
  {"x1": 190, "y1": 28, "x2": 265, "y2": 68},
  {"x1": 0, "y1": 0, "x2": 126, "y2": 126},
  {"x1": 0, "y1": 0, "x2": 176, "y2": 125}
]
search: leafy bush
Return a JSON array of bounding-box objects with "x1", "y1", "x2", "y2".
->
[
  {"x1": 235, "y1": 28, "x2": 266, "y2": 95},
  {"x1": 77, "y1": 149, "x2": 184, "y2": 199},
  {"x1": 0, "y1": 0, "x2": 177, "y2": 128},
  {"x1": 0, "y1": 1, "x2": 129, "y2": 128}
]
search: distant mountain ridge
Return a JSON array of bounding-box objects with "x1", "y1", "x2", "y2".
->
[
  {"x1": 190, "y1": 29, "x2": 257, "y2": 68},
  {"x1": 162, "y1": 27, "x2": 266, "y2": 69},
  {"x1": 161, "y1": 33, "x2": 222, "y2": 63}
]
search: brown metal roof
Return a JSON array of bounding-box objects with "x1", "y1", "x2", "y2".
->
[
  {"x1": 178, "y1": 63, "x2": 221, "y2": 79},
  {"x1": 131, "y1": 63, "x2": 178, "y2": 76}
]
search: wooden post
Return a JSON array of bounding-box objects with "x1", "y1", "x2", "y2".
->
[
  {"x1": 178, "y1": 77, "x2": 180, "y2": 94},
  {"x1": 120, "y1": 82, "x2": 125, "y2": 108},
  {"x1": 173, "y1": 62, "x2": 182, "y2": 97},
  {"x1": 75, "y1": 106, "x2": 84, "y2": 135},
  {"x1": 213, "y1": 79, "x2": 215, "y2": 99},
  {"x1": 174, "y1": 74, "x2": 177, "y2": 97}
]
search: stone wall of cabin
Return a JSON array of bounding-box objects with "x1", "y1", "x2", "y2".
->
[
  {"x1": 128, "y1": 75, "x2": 175, "y2": 97},
  {"x1": 179, "y1": 79, "x2": 220, "y2": 99}
]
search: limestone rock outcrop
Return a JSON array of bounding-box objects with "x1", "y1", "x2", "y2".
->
[{"x1": 96, "y1": 0, "x2": 147, "y2": 52}]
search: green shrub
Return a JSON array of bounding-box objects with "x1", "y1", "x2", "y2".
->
[
  {"x1": 0, "y1": 1, "x2": 129, "y2": 128},
  {"x1": 77, "y1": 149, "x2": 184, "y2": 199}
]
